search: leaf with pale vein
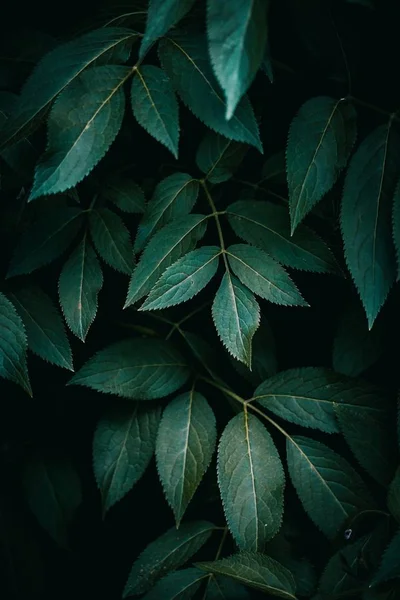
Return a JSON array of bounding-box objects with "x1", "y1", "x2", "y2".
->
[
  {"x1": 89, "y1": 208, "x2": 133, "y2": 274},
  {"x1": 196, "y1": 131, "x2": 248, "y2": 184},
  {"x1": 139, "y1": 0, "x2": 196, "y2": 58},
  {"x1": 0, "y1": 291, "x2": 31, "y2": 395},
  {"x1": 102, "y1": 175, "x2": 145, "y2": 213}
]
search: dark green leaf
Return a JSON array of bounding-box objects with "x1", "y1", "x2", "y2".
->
[
  {"x1": 0, "y1": 91, "x2": 36, "y2": 178},
  {"x1": 181, "y1": 330, "x2": 222, "y2": 382},
  {"x1": 139, "y1": 0, "x2": 196, "y2": 58},
  {"x1": 196, "y1": 131, "x2": 248, "y2": 184},
  {"x1": 388, "y1": 467, "x2": 400, "y2": 524},
  {"x1": 230, "y1": 315, "x2": 277, "y2": 385},
  {"x1": 261, "y1": 152, "x2": 285, "y2": 182},
  {"x1": 89, "y1": 207, "x2": 133, "y2": 274},
  {"x1": 141, "y1": 568, "x2": 207, "y2": 600},
  {"x1": 371, "y1": 529, "x2": 400, "y2": 586},
  {"x1": 101, "y1": 175, "x2": 145, "y2": 213},
  {"x1": 0, "y1": 291, "x2": 31, "y2": 395},
  {"x1": 204, "y1": 575, "x2": 250, "y2": 599},
  {"x1": 262, "y1": 41, "x2": 274, "y2": 83}
]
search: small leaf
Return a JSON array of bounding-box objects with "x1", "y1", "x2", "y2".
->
[
  {"x1": 156, "y1": 390, "x2": 217, "y2": 526},
  {"x1": 123, "y1": 520, "x2": 216, "y2": 596},
  {"x1": 135, "y1": 173, "x2": 199, "y2": 253},
  {"x1": 89, "y1": 208, "x2": 133, "y2": 274},
  {"x1": 0, "y1": 291, "x2": 31, "y2": 395},
  {"x1": 93, "y1": 404, "x2": 161, "y2": 514},
  {"x1": 9, "y1": 286, "x2": 73, "y2": 371},
  {"x1": 69, "y1": 338, "x2": 189, "y2": 400},
  {"x1": 287, "y1": 97, "x2": 357, "y2": 232},
  {"x1": 140, "y1": 246, "x2": 220, "y2": 311},
  {"x1": 196, "y1": 131, "x2": 248, "y2": 184},
  {"x1": 217, "y1": 412, "x2": 285, "y2": 551},
  {"x1": 212, "y1": 272, "x2": 260, "y2": 367},
  {"x1": 125, "y1": 214, "x2": 208, "y2": 307},
  {"x1": 139, "y1": 0, "x2": 196, "y2": 58},
  {"x1": 371, "y1": 529, "x2": 400, "y2": 586},
  {"x1": 131, "y1": 65, "x2": 179, "y2": 157},
  {"x1": 196, "y1": 552, "x2": 297, "y2": 599},
  {"x1": 207, "y1": 0, "x2": 268, "y2": 119},
  {"x1": 287, "y1": 435, "x2": 374, "y2": 540},
  {"x1": 141, "y1": 568, "x2": 207, "y2": 600},
  {"x1": 159, "y1": 34, "x2": 262, "y2": 152},
  {"x1": 102, "y1": 175, "x2": 145, "y2": 213},
  {"x1": 29, "y1": 65, "x2": 130, "y2": 200},
  {"x1": 341, "y1": 124, "x2": 400, "y2": 328},
  {"x1": 204, "y1": 575, "x2": 250, "y2": 600},
  {"x1": 388, "y1": 467, "x2": 400, "y2": 524}
]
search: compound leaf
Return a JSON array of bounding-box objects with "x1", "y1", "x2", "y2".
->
[
  {"x1": 196, "y1": 131, "x2": 248, "y2": 184},
  {"x1": 0, "y1": 291, "x2": 31, "y2": 395},
  {"x1": 89, "y1": 207, "x2": 133, "y2": 274}
]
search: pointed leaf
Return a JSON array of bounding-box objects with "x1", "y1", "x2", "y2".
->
[
  {"x1": 69, "y1": 338, "x2": 189, "y2": 400},
  {"x1": 287, "y1": 97, "x2": 357, "y2": 232},
  {"x1": 207, "y1": 0, "x2": 268, "y2": 119},
  {"x1": 204, "y1": 575, "x2": 250, "y2": 599},
  {"x1": 196, "y1": 131, "x2": 248, "y2": 184},
  {"x1": 123, "y1": 520, "x2": 216, "y2": 596},
  {"x1": 141, "y1": 568, "x2": 207, "y2": 600},
  {"x1": 93, "y1": 403, "x2": 161, "y2": 514},
  {"x1": 156, "y1": 391, "x2": 217, "y2": 526},
  {"x1": 139, "y1": 0, "x2": 196, "y2": 58},
  {"x1": 218, "y1": 412, "x2": 285, "y2": 551},
  {"x1": 261, "y1": 152, "x2": 285, "y2": 182},
  {"x1": 29, "y1": 65, "x2": 130, "y2": 200},
  {"x1": 388, "y1": 467, "x2": 400, "y2": 524},
  {"x1": 0, "y1": 291, "x2": 31, "y2": 395},
  {"x1": 102, "y1": 175, "x2": 145, "y2": 213},
  {"x1": 341, "y1": 124, "x2": 400, "y2": 328},
  {"x1": 159, "y1": 34, "x2": 262, "y2": 152},
  {"x1": 89, "y1": 207, "x2": 133, "y2": 274},
  {"x1": 371, "y1": 529, "x2": 400, "y2": 586},
  {"x1": 212, "y1": 272, "x2": 260, "y2": 367}
]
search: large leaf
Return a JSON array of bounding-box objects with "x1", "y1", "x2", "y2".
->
[
  {"x1": 131, "y1": 65, "x2": 179, "y2": 157},
  {"x1": 93, "y1": 403, "x2": 161, "y2": 514},
  {"x1": 58, "y1": 234, "x2": 103, "y2": 341},
  {"x1": 135, "y1": 173, "x2": 199, "y2": 253},
  {"x1": 123, "y1": 520, "x2": 215, "y2": 596},
  {"x1": 159, "y1": 34, "x2": 262, "y2": 152},
  {"x1": 287, "y1": 96, "x2": 357, "y2": 232},
  {"x1": 388, "y1": 467, "x2": 400, "y2": 524},
  {"x1": 286, "y1": 435, "x2": 374, "y2": 540},
  {"x1": 125, "y1": 214, "x2": 208, "y2": 307},
  {"x1": 140, "y1": 246, "x2": 220, "y2": 311},
  {"x1": 0, "y1": 291, "x2": 31, "y2": 395},
  {"x1": 29, "y1": 65, "x2": 130, "y2": 200},
  {"x1": 218, "y1": 412, "x2": 285, "y2": 551},
  {"x1": 0, "y1": 27, "x2": 136, "y2": 150},
  {"x1": 196, "y1": 553, "x2": 297, "y2": 599},
  {"x1": 371, "y1": 529, "x2": 400, "y2": 586},
  {"x1": 212, "y1": 272, "x2": 260, "y2": 367},
  {"x1": 139, "y1": 0, "x2": 196, "y2": 58},
  {"x1": 141, "y1": 568, "x2": 207, "y2": 600},
  {"x1": 196, "y1": 131, "x2": 248, "y2": 184},
  {"x1": 207, "y1": 0, "x2": 268, "y2": 119},
  {"x1": 227, "y1": 200, "x2": 339, "y2": 274},
  {"x1": 204, "y1": 575, "x2": 250, "y2": 599},
  {"x1": 156, "y1": 391, "x2": 217, "y2": 526},
  {"x1": 101, "y1": 175, "x2": 145, "y2": 213},
  {"x1": 9, "y1": 286, "x2": 73, "y2": 371},
  {"x1": 89, "y1": 208, "x2": 133, "y2": 274},
  {"x1": 69, "y1": 338, "x2": 189, "y2": 399},
  {"x1": 341, "y1": 124, "x2": 400, "y2": 328}
]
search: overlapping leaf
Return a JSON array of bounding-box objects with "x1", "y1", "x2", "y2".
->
[
  {"x1": 101, "y1": 175, "x2": 145, "y2": 213},
  {"x1": 196, "y1": 131, "x2": 248, "y2": 184},
  {"x1": 141, "y1": 568, "x2": 207, "y2": 600},
  {"x1": 89, "y1": 208, "x2": 133, "y2": 274},
  {"x1": 0, "y1": 291, "x2": 31, "y2": 395},
  {"x1": 230, "y1": 315, "x2": 277, "y2": 385},
  {"x1": 204, "y1": 575, "x2": 250, "y2": 599},
  {"x1": 371, "y1": 529, "x2": 400, "y2": 586},
  {"x1": 139, "y1": 0, "x2": 196, "y2": 58}
]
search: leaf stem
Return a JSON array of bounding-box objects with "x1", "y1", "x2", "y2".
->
[{"x1": 201, "y1": 180, "x2": 229, "y2": 270}]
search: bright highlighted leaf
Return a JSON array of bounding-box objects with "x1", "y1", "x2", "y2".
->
[
  {"x1": 93, "y1": 403, "x2": 161, "y2": 514},
  {"x1": 139, "y1": 0, "x2": 196, "y2": 58},
  {"x1": 29, "y1": 65, "x2": 130, "y2": 200},
  {"x1": 226, "y1": 244, "x2": 308, "y2": 306},
  {"x1": 287, "y1": 435, "x2": 374, "y2": 540},
  {"x1": 131, "y1": 65, "x2": 179, "y2": 157},
  {"x1": 135, "y1": 173, "x2": 199, "y2": 253},
  {"x1": 196, "y1": 131, "x2": 248, "y2": 184},
  {"x1": 212, "y1": 272, "x2": 260, "y2": 367},
  {"x1": 125, "y1": 214, "x2": 208, "y2": 307},
  {"x1": 141, "y1": 568, "x2": 207, "y2": 600},
  {"x1": 156, "y1": 390, "x2": 217, "y2": 526},
  {"x1": 102, "y1": 175, "x2": 145, "y2": 213},
  {"x1": 287, "y1": 96, "x2": 356, "y2": 232},
  {"x1": 123, "y1": 520, "x2": 215, "y2": 596},
  {"x1": 0, "y1": 292, "x2": 31, "y2": 395},
  {"x1": 371, "y1": 529, "x2": 400, "y2": 586},
  {"x1": 159, "y1": 34, "x2": 262, "y2": 152},
  {"x1": 207, "y1": 0, "x2": 268, "y2": 119},
  {"x1": 218, "y1": 412, "x2": 285, "y2": 551},
  {"x1": 140, "y1": 246, "x2": 220, "y2": 311},
  {"x1": 89, "y1": 208, "x2": 133, "y2": 274},
  {"x1": 341, "y1": 124, "x2": 400, "y2": 328},
  {"x1": 69, "y1": 338, "x2": 189, "y2": 400},
  {"x1": 9, "y1": 286, "x2": 73, "y2": 371},
  {"x1": 227, "y1": 200, "x2": 339, "y2": 274}
]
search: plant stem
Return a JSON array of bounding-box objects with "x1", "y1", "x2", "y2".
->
[{"x1": 201, "y1": 180, "x2": 229, "y2": 270}]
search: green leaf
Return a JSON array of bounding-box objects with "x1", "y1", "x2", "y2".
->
[
  {"x1": 262, "y1": 41, "x2": 274, "y2": 83},
  {"x1": 159, "y1": 34, "x2": 262, "y2": 152},
  {"x1": 8, "y1": 286, "x2": 73, "y2": 371},
  {"x1": 141, "y1": 568, "x2": 207, "y2": 600},
  {"x1": 101, "y1": 175, "x2": 145, "y2": 213},
  {"x1": 123, "y1": 520, "x2": 216, "y2": 596},
  {"x1": 261, "y1": 152, "x2": 285, "y2": 182},
  {"x1": 0, "y1": 27, "x2": 136, "y2": 150},
  {"x1": 0, "y1": 292, "x2": 31, "y2": 395},
  {"x1": 58, "y1": 234, "x2": 103, "y2": 341},
  {"x1": 69, "y1": 338, "x2": 189, "y2": 400},
  {"x1": 196, "y1": 552, "x2": 297, "y2": 599},
  {"x1": 135, "y1": 173, "x2": 199, "y2": 253},
  {"x1": 89, "y1": 208, "x2": 133, "y2": 274},
  {"x1": 287, "y1": 96, "x2": 357, "y2": 232},
  {"x1": 139, "y1": 0, "x2": 196, "y2": 58},
  {"x1": 388, "y1": 467, "x2": 400, "y2": 524},
  {"x1": 93, "y1": 403, "x2": 161, "y2": 514},
  {"x1": 181, "y1": 330, "x2": 222, "y2": 382},
  {"x1": 22, "y1": 455, "x2": 82, "y2": 548},
  {"x1": 0, "y1": 91, "x2": 36, "y2": 178},
  {"x1": 196, "y1": 131, "x2": 248, "y2": 184},
  {"x1": 204, "y1": 576, "x2": 250, "y2": 599},
  {"x1": 140, "y1": 246, "x2": 220, "y2": 311},
  {"x1": 218, "y1": 412, "x2": 285, "y2": 551},
  {"x1": 286, "y1": 435, "x2": 374, "y2": 540},
  {"x1": 125, "y1": 214, "x2": 208, "y2": 307},
  {"x1": 371, "y1": 529, "x2": 400, "y2": 586},
  {"x1": 7, "y1": 206, "x2": 84, "y2": 278},
  {"x1": 131, "y1": 65, "x2": 179, "y2": 157},
  {"x1": 156, "y1": 390, "x2": 217, "y2": 526},
  {"x1": 226, "y1": 244, "x2": 308, "y2": 307},
  {"x1": 29, "y1": 65, "x2": 130, "y2": 200},
  {"x1": 212, "y1": 272, "x2": 260, "y2": 367},
  {"x1": 341, "y1": 124, "x2": 400, "y2": 328},
  {"x1": 227, "y1": 200, "x2": 339, "y2": 274},
  {"x1": 207, "y1": 0, "x2": 268, "y2": 119}
]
